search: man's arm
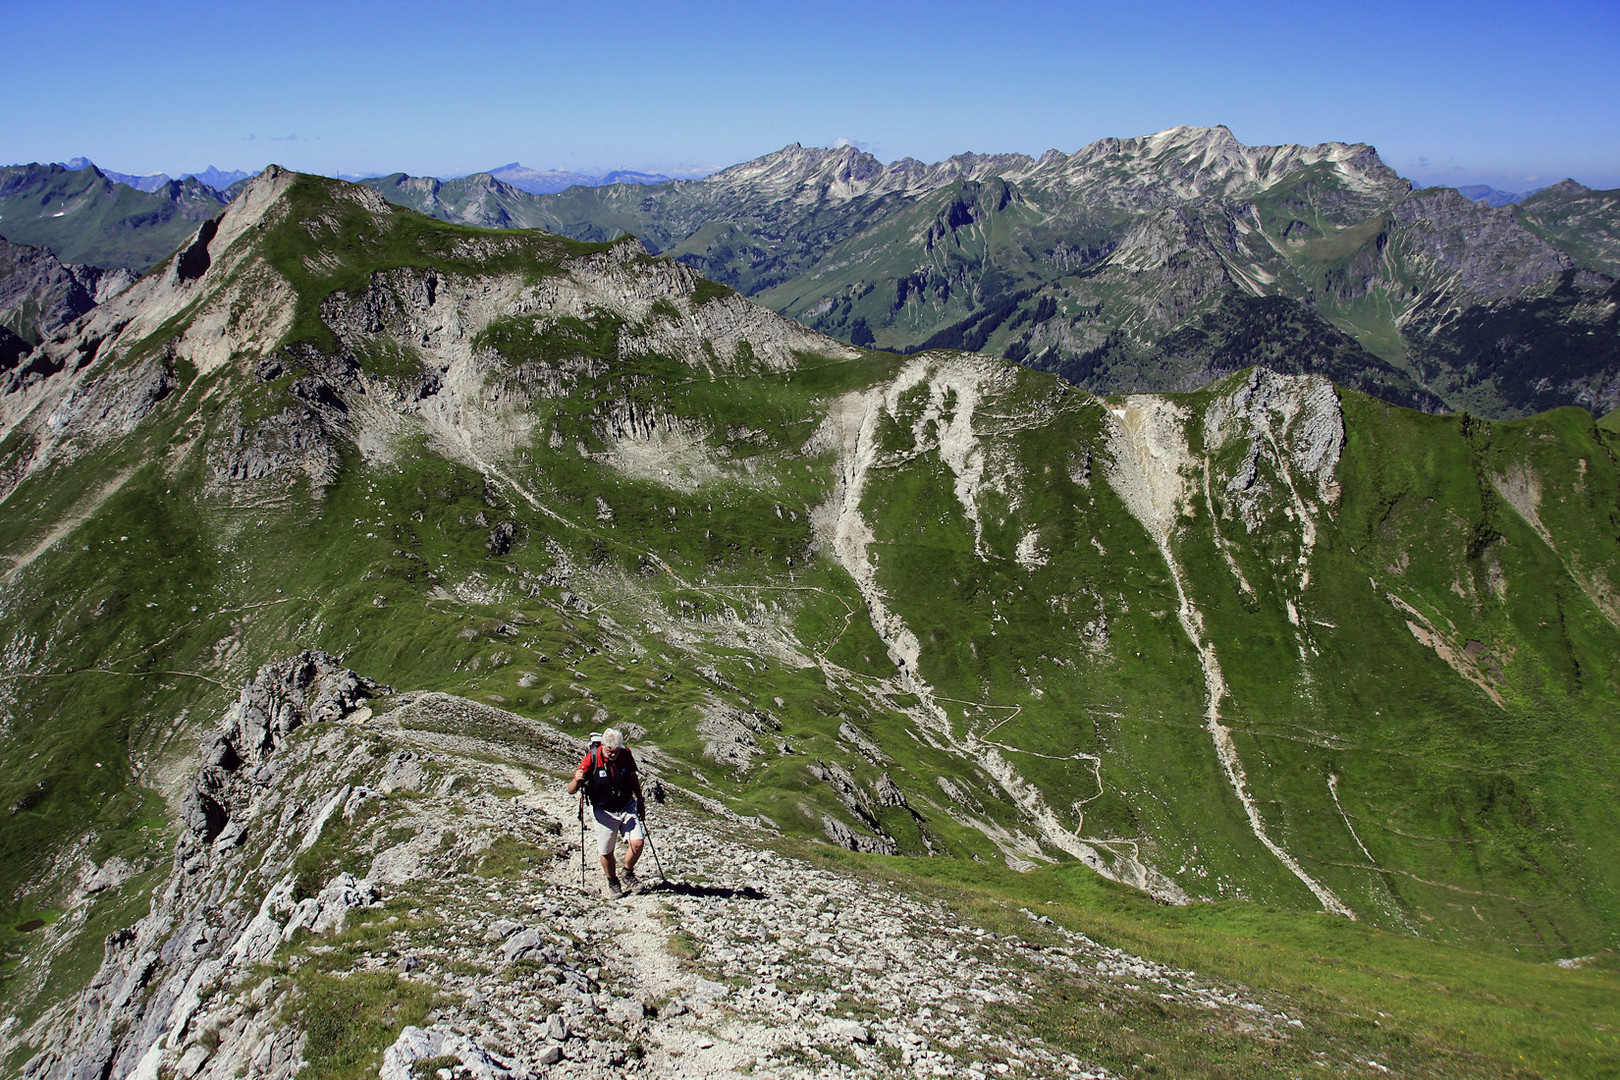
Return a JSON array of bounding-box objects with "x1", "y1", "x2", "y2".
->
[{"x1": 566, "y1": 756, "x2": 588, "y2": 795}]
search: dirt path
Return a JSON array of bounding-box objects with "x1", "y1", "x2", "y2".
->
[{"x1": 2, "y1": 467, "x2": 136, "y2": 585}]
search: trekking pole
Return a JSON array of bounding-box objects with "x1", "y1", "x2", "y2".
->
[
  {"x1": 577, "y1": 793, "x2": 587, "y2": 889},
  {"x1": 641, "y1": 810, "x2": 667, "y2": 883}
]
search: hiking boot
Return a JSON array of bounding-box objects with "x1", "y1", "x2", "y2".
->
[
  {"x1": 621, "y1": 867, "x2": 639, "y2": 891},
  {"x1": 605, "y1": 876, "x2": 623, "y2": 898}
]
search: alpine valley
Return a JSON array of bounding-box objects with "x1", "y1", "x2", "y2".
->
[{"x1": 0, "y1": 133, "x2": 1617, "y2": 1080}]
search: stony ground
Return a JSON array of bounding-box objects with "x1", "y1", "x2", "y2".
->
[
  {"x1": 14, "y1": 662, "x2": 1303, "y2": 1080},
  {"x1": 368, "y1": 790, "x2": 1119, "y2": 1080},
  {"x1": 302, "y1": 724, "x2": 1295, "y2": 1080}
]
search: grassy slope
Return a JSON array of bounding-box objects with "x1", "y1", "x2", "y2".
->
[
  {"x1": 2, "y1": 181, "x2": 1618, "y2": 1071},
  {"x1": 1217, "y1": 395, "x2": 1620, "y2": 949},
  {"x1": 850, "y1": 363, "x2": 1620, "y2": 950},
  {"x1": 1514, "y1": 186, "x2": 1620, "y2": 279},
  {"x1": 0, "y1": 165, "x2": 224, "y2": 270}
]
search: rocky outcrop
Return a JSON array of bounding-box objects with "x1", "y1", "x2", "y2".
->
[
  {"x1": 1203, "y1": 367, "x2": 1344, "y2": 533},
  {"x1": 806, "y1": 758, "x2": 897, "y2": 854},
  {"x1": 37, "y1": 352, "x2": 176, "y2": 441},
  {"x1": 1392, "y1": 187, "x2": 1574, "y2": 301},
  {"x1": 0, "y1": 237, "x2": 134, "y2": 345},
  {"x1": 695, "y1": 697, "x2": 780, "y2": 771},
  {"x1": 819, "y1": 812, "x2": 899, "y2": 855},
  {"x1": 205, "y1": 406, "x2": 339, "y2": 496},
  {"x1": 21, "y1": 653, "x2": 381, "y2": 1080}
]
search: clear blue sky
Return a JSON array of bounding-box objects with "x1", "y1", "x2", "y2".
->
[{"x1": 4, "y1": 0, "x2": 1617, "y2": 189}]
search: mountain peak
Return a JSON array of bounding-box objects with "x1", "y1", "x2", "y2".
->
[
  {"x1": 705, "y1": 142, "x2": 886, "y2": 196},
  {"x1": 1546, "y1": 177, "x2": 1593, "y2": 197},
  {"x1": 1142, "y1": 123, "x2": 1242, "y2": 150}
]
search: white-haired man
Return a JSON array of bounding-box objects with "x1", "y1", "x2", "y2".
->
[{"x1": 567, "y1": 727, "x2": 647, "y2": 897}]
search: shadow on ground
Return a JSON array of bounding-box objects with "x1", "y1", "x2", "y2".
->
[{"x1": 640, "y1": 880, "x2": 768, "y2": 900}]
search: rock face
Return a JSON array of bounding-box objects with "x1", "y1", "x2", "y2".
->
[
  {"x1": 695, "y1": 698, "x2": 781, "y2": 771},
  {"x1": 1203, "y1": 367, "x2": 1344, "y2": 534},
  {"x1": 1391, "y1": 187, "x2": 1574, "y2": 300},
  {"x1": 0, "y1": 237, "x2": 134, "y2": 345},
  {"x1": 205, "y1": 406, "x2": 339, "y2": 495},
  {"x1": 13, "y1": 659, "x2": 1319, "y2": 1080},
  {"x1": 21, "y1": 653, "x2": 382, "y2": 1080}
]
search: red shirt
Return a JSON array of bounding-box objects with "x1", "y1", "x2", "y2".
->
[{"x1": 579, "y1": 746, "x2": 638, "y2": 810}]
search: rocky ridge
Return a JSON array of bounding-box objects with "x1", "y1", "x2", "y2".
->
[
  {"x1": 12, "y1": 654, "x2": 1323, "y2": 1080},
  {"x1": 699, "y1": 126, "x2": 1403, "y2": 210}
]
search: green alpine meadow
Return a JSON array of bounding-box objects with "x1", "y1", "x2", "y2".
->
[{"x1": 1, "y1": 167, "x2": 1617, "y2": 1078}]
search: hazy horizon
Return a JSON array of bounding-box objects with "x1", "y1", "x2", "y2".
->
[
  {"x1": 36, "y1": 138, "x2": 1609, "y2": 199},
  {"x1": 6, "y1": 0, "x2": 1618, "y2": 190}
]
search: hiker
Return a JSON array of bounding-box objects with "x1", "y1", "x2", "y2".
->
[{"x1": 568, "y1": 727, "x2": 647, "y2": 897}]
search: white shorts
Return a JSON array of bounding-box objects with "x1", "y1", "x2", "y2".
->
[{"x1": 593, "y1": 805, "x2": 645, "y2": 856}]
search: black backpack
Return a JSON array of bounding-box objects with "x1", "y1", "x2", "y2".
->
[{"x1": 582, "y1": 746, "x2": 637, "y2": 811}]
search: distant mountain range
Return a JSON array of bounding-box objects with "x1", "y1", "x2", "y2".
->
[
  {"x1": 346, "y1": 127, "x2": 1617, "y2": 420},
  {"x1": 484, "y1": 162, "x2": 672, "y2": 193},
  {"x1": 62, "y1": 157, "x2": 254, "y2": 193},
  {"x1": 5, "y1": 132, "x2": 1618, "y2": 420},
  {"x1": 0, "y1": 161, "x2": 229, "y2": 269},
  {"x1": 1454, "y1": 183, "x2": 1543, "y2": 206},
  {"x1": 57, "y1": 157, "x2": 672, "y2": 197}
]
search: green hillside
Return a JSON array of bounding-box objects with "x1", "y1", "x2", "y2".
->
[
  {"x1": 2, "y1": 170, "x2": 1619, "y2": 1076},
  {"x1": 0, "y1": 163, "x2": 227, "y2": 270},
  {"x1": 1516, "y1": 180, "x2": 1620, "y2": 279}
]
